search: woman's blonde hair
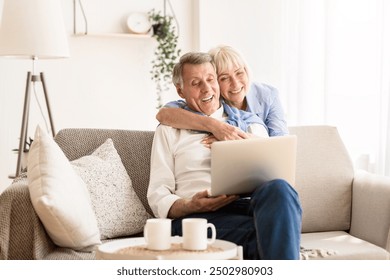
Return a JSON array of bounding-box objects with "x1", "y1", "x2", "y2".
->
[{"x1": 208, "y1": 45, "x2": 251, "y2": 81}]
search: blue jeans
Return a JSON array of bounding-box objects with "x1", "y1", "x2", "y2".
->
[{"x1": 171, "y1": 179, "x2": 302, "y2": 260}]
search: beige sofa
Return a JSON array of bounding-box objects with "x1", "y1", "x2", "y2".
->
[{"x1": 0, "y1": 125, "x2": 389, "y2": 260}]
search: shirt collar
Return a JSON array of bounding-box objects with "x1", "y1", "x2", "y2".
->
[{"x1": 209, "y1": 105, "x2": 225, "y2": 120}]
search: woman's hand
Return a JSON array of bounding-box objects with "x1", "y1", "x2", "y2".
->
[
  {"x1": 210, "y1": 121, "x2": 249, "y2": 141},
  {"x1": 202, "y1": 122, "x2": 250, "y2": 148}
]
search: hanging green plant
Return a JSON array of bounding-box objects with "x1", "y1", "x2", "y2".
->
[{"x1": 148, "y1": 9, "x2": 181, "y2": 108}]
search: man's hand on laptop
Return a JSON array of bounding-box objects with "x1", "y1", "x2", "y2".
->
[
  {"x1": 201, "y1": 135, "x2": 218, "y2": 148},
  {"x1": 168, "y1": 190, "x2": 238, "y2": 219}
]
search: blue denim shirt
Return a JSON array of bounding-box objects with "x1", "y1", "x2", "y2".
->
[
  {"x1": 245, "y1": 82, "x2": 288, "y2": 136},
  {"x1": 165, "y1": 82, "x2": 288, "y2": 137}
]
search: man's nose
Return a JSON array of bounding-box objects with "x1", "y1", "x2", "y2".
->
[{"x1": 201, "y1": 82, "x2": 211, "y2": 92}]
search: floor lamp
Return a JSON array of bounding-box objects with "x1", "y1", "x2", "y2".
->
[{"x1": 0, "y1": 0, "x2": 70, "y2": 178}]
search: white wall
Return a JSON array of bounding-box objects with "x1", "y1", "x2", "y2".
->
[
  {"x1": 198, "y1": 0, "x2": 283, "y2": 90},
  {"x1": 0, "y1": 0, "x2": 196, "y2": 189}
]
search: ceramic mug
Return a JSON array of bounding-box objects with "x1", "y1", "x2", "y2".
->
[
  {"x1": 182, "y1": 218, "x2": 216, "y2": 250},
  {"x1": 143, "y1": 218, "x2": 171, "y2": 250}
]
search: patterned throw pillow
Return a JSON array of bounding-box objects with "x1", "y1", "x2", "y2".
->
[{"x1": 72, "y1": 138, "x2": 150, "y2": 239}]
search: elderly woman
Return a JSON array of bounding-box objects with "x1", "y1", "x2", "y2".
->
[{"x1": 156, "y1": 45, "x2": 288, "y2": 140}]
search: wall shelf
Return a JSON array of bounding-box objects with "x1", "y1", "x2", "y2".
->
[
  {"x1": 73, "y1": 33, "x2": 152, "y2": 39},
  {"x1": 73, "y1": 1, "x2": 154, "y2": 39}
]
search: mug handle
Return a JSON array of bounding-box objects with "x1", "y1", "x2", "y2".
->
[
  {"x1": 143, "y1": 224, "x2": 149, "y2": 244},
  {"x1": 207, "y1": 223, "x2": 216, "y2": 245}
]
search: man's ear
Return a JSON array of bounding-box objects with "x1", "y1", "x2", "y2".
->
[{"x1": 176, "y1": 85, "x2": 185, "y2": 99}]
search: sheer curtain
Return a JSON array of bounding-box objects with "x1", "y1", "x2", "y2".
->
[
  {"x1": 381, "y1": 0, "x2": 390, "y2": 176},
  {"x1": 281, "y1": 0, "x2": 390, "y2": 175}
]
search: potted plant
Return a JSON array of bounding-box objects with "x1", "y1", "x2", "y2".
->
[{"x1": 148, "y1": 9, "x2": 181, "y2": 108}]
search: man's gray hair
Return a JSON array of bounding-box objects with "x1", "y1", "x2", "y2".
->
[{"x1": 172, "y1": 52, "x2": 216, "y2": 88}]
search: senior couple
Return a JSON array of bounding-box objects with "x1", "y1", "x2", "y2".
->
[{"x1": 147, "y1": 46, "x2": 302, "y2": 260}]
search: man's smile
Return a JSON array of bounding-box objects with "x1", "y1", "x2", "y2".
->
[{"x1": 202, "y1": 95, "x2": 214, "y2": 102}]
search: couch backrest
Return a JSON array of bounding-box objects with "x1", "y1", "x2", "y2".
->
[
  {"x1": 289, "y1": 126, "x2": 354, "y2": 232},
  {"x1": 55, "y1": 128, "x2": 155, "y2": 215},
  {"x1": 55, "y1": 125, "x2": 354, "y2": 233}
]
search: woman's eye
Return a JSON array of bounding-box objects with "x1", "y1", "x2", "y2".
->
[{"x1": 219, "y1": 76, "x2": 228, "y2": 82}]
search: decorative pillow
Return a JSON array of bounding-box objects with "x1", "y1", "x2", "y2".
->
[
  {"x1": 27, "y1": 126, "x2": 101, "y2": 251},
  {"x1": 71, "y1": 138, "x2": 150, "y2": 239}
]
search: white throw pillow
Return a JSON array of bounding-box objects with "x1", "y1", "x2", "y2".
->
[
  {"x1": 27, "y1": 126, "x2": 101, "y2": 251},
  {"x1": 72, "y1": 138, "x2": 150, "y2": 239}
]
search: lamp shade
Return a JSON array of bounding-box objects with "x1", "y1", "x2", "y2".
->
[{"x1": 0, "y1": 0, "x2": 69, "y2": 59}]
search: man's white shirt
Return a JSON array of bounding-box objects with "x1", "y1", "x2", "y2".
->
[{"x1": 147, "y1": 105, "x2": 268, "y2": 218}]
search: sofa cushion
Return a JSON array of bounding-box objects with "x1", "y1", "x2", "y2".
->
[
  {"x1": 289, "y1": 126, "x2": 354, "y2": 232},
  {"x1": 71, "y1": 138, "x2": 150, "y2": 239},
  {"x1": 301, "y1": 231, "x2": 390, "y2": 260},
  {"x1": 27, "y1": 126, "x2": 101, "y2": 251}
]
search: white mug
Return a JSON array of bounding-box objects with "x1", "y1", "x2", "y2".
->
[
  {"x1": 143, "y1": 218, "x2": 171, "y2": 250},
  {"x1": 182, "y1": 218, "x2": 216, "y2": 250}
]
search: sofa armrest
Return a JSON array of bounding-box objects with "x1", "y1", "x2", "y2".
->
[
  {"x1": 350, "y1": 170, "x2": 390, "y2": 252},
  {"x1": 0, "y1": 175, "x2": 55, "y2": 259}
]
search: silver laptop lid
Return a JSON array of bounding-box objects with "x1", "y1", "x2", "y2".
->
[{"x1": 210, "y1": 135, "x2": 297, "y2": 196}]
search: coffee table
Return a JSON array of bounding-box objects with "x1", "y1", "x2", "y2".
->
[{"x1": 96, "y1": 236, "x2": 243, "y2": 260}]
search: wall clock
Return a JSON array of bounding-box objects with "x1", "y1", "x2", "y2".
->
[{"x1": 126, "y1": 13, "x2": 152, "y2": 34}]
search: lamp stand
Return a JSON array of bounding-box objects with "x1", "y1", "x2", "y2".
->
[{"x1": 9, "y1": 72, "x2": 55, "y2": 179}]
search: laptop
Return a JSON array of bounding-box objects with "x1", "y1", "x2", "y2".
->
[{"x1": 210, "y1": 135, "x2": 297, "y2": 196}]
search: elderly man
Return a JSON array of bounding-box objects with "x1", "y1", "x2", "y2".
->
[{"x1": 147, "y1": 52, "x2": 302, "y2": 260}]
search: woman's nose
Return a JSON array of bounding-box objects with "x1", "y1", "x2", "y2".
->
[{"x1": 231, "y1": 76, "x2": 239, "y2": 87}]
